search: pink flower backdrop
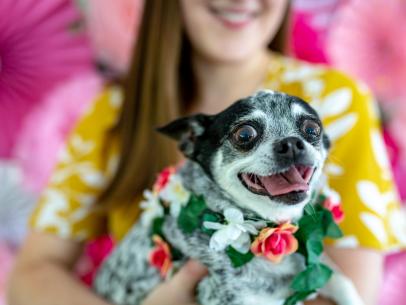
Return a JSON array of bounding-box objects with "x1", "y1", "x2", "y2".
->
[
  {"x1": 84, "y1": 0, "x2": 143, "y2": 74},
  {"x1": 0, "y1": 0, "x2": 405, "y2": 304},
  {"x1": 0, "y1": 0, "x2": 94, "y2": 158},
  {"x1": 291, "y1": 0, "x2": 406, "y2": 201},
  {"x1": 0, "y1": 0, "x2": 141, "y2": 302}
]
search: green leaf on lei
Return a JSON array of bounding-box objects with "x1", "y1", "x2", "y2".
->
[
  {"x1": 286, "y1": 202, "x2": 343, "y2": 303},
  {"x1": 225, "y1": 246, "x2": 254, "y2": 268},
  {"x1": 201, "y1": 212, "x2": 223, "y2": 235},
  {"x1": 177, "y1": 194, "x2": 207, "y2": 233},
  {"x1": 283, "y1": 290, "x2": 316, "y2": 305},
  {"x1": 305, "y1": 239, "x2": 324, "y2": 265},
  {"x1": 291, "y1": 263, "x2": 333, "y2": 292},
  {"x1": 320, "y1": 209, "x2": 343, "y2": 238},
  {"x1": 151, "y1": 217, "x2": 165, "y2": 237}
]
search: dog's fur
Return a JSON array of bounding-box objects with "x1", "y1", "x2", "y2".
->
[{"x1": 94, "y1": 91, "x2": 364, "y2": 305}]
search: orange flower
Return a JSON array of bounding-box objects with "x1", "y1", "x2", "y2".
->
[
  {"x1": 153, "y1": 166, "x2": 176, "y2": 193},
  {"x1": 149, "y1": 235, "x2": 172, "y2": 278},
  {"x1": 251, "y1": 223, "x2": 299, "y2": 263},
  {"x1": 323, "y1": 197, "x2": 345, "y2": 223}
]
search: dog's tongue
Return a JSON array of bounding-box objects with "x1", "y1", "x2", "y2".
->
[{"x1": 259, "y1": 166, "x2": 309, "y2": 196}]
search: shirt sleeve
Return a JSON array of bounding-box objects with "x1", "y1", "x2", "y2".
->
[
  {"x1": 317, "y1": 69, "x2": 404, "y2": 251},
  {"x1": 29, "y1": 86, "x2": 122, "y2": 241},
  {"x1": 266, "y1": 55, "x2": 405, "y2": 251}
]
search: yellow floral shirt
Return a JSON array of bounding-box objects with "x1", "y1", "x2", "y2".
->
[{"x1": 30, "y1": 55, "x2": 406, "y2": 250}]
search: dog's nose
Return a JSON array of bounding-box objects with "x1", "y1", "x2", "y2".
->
[{"x1": 274, "y1": 137, "x2": 305, "y2": 159}]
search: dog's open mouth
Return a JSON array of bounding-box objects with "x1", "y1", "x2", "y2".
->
[{"x1": 239, "y1": 165, "x2": 314, "y2": 198}]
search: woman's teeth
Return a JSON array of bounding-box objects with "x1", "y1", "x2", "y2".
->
[{"x1": 216, "y1": 11, "x2": 253, "y2": 23}]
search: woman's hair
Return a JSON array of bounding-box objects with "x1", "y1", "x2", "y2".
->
[{"x1": 99, "y1": 0, "x2": 290, "y2": 207}]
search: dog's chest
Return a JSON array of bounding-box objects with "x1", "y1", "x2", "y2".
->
[
  {"x1": 233, "y1": 254, "x2": 304, "y2": 298},
  {"x1": 163, "y1": 215, "x2": 305, "y2": 303}
]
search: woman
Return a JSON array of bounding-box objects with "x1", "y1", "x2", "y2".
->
[{"x1": 8, "y1": 1, "x2": 403, "y2": 305}]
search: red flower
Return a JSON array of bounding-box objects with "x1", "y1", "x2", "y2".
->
[
  {"x1": 78, "y1": 235, "x2": 115, "y2": 286},
  {"x1": 149, "y1": 235, "x2": 172, "y2": 278},
  {"x1": 251, "y1": 223, "x2": 299, "y2": 263},
  {"x1": 323, "y1": 197, "x2": 345, "y2": 223},
  {"x1": 153, "y1": 166, "x2": 176, "y2": 193}
]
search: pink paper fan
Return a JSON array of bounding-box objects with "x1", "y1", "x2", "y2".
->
[
  {"x1": 387, "y1": 109, "x2": 406, "y2": 200},
  {"x1": 379, "y1": 251, "x2": 406, "y2": 305},
  {"x1": 14, "y1": 72, "x2": 104, "y2": 193},
  {"x1": 327, "y1": 0, "x2": 406, "y2": 103},
  {"x1": 291, "y1": 0, "x2": 343, "y2": 64},
  {"x1": 0, "y1": 0, "x2": 94, "y2": 158},
  {"x1": 84, "y1": 0, "x2": 143, "y2": 73}
]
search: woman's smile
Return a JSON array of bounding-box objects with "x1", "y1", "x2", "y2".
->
[{"x1": 208, "y1": 3, "x2": 261, "y2": 30}]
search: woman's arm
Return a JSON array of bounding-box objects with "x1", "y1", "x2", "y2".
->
[
  {"x1": 305, "y1": 246, "x2": 384, "y2": 305},
  {"x1": 8, "y1": 231, "x2": 208, "y2": 305},
  {"x1": 8, "y1": 231, "x2": 111, "y2": 305}
]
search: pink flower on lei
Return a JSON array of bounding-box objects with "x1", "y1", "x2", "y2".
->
[
  {"x1": 322, "y1": 197, "x2": 345, "y2": 223},
  {"x1": 77, "y1": 235, "x2": 115, "y2": 286},
  {"x1": 153, "y1": 166, "x2": 176, "y2": 193},
  {"x1": 251, "y1": 223, "x2": 299, "y2": 263},
  {"x1": 149, "y1": 235, "x2": 172, "y2": 278}
]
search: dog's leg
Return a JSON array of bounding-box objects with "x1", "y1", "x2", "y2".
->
[
  {"x1": 197, "y1": 276, "x2": 235, "y2": 305},
  {"x1": 93, "y1": 224, "x2": 162, "y2": 305},
  {"x1": 317, "y1": 255, "x2": 365, "y2": 305},
  {"x1": 318, "y1": 272, "x2": 365, "y2": 305},
  {"x1": 163, "y1": 216, "x2": 246, "y2": 305}
]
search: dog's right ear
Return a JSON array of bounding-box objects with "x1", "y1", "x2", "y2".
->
[{"x1": 157, "y1": 114, "x2": 212, "y2": 157}]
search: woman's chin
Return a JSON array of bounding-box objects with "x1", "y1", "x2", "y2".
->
[{"x1": 196, "y1": 41, "x2": 269, "y2": 65}]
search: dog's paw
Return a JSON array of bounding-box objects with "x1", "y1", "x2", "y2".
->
[
  {"x1": 319, "y1": 273, "x2": 365, "y2": 305},
  {"x1": 336, "y1": 284, "x2": 365, "y2": 305}
]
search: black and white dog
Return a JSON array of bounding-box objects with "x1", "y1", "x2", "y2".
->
[{"x1": 94, "y1": 90, "x2": 364, "y2": 305}]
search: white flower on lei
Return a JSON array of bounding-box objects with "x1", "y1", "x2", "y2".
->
[
  {"x1": 140, "y1": 190, "x2": 163, "y2": 227},
  {"x1": 203, "y1": 208, "x2": 266, "y2": 254},
  {"x1": 159, "y1": 175, "x2": 191, "y2": 217}
]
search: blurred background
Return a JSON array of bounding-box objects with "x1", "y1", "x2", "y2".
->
[{"x1": 0, "y1": 0, "x2": 405, "y2": 304}]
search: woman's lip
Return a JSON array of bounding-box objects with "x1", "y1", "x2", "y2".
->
[{"x1": 210, "y1": 7, "x2": 258, "y2": 30}]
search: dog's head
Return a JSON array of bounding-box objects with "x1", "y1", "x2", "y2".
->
[{"x1": 158, "y1": 90, "x2": 330, "y2": 222}]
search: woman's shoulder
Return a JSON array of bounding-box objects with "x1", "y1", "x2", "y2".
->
[
  {"x1": 74, "y1": 85, "x2": 124, "y2": 139},
  {"x1": 265, "y1": 53, "x2": 379, "y2": 124},
  {"x1": 29, "y1": 85, "x2": 124, "y2": 241},
  {"x1": 267, "y1": 53, "x2": 371, "y2": 93},
  {"x1": 265, "y1": 54, "x2": 406, "y2": 251}
]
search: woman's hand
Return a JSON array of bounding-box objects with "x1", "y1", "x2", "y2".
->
[
  {"x1": 304, "y1": 246, "x2": 383, "y2": 305},
  {"x1": 142, "y1": 260, "x2": 208, "y2": 305},
  {"x1": 8, "y1": 232, "x2": 112, "y2": 305}
]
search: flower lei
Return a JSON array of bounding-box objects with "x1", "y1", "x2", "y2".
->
[{"x1": 142, "y1": 167, "x2": 345, "y2": 305}]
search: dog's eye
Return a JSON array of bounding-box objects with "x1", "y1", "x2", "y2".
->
[
  {"x1": 232, "y1": 125, "x2": 258, "y2": 146},
  {"x1": 302, "y1": 120, "x2": 321, "y2": 137}
]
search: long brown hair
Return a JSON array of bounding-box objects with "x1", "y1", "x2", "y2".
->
[{"x1": 99, "y1": 0, "x2": 290, "y2": 207}]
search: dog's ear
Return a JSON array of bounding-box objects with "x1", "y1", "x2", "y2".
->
[
  {"x1": 322, "y1": 133, "x2": 331, "y2": 150},
  {"x1": 157, "y1": 114, "x2": 212, "y2": 157}
]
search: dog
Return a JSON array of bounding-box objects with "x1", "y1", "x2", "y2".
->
[{"x1": 94, "y1": 90, "x2": 364, "y2": 305}]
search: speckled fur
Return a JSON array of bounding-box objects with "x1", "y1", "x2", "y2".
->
[{"x1": 94, "y1": 91, "x2": 364, "y2": 305}]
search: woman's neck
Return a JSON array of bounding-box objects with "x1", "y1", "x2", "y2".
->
[{"x1": 191, "y1": 49, "x2": 271, "y2": 114}]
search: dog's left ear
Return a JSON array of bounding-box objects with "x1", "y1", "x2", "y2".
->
[
  {"x1": 157, "y1": 114, "x2": 212, "y2": 157},
  {"x1": 322, "y1": 133, "x2": 331, "y2": 150}
]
